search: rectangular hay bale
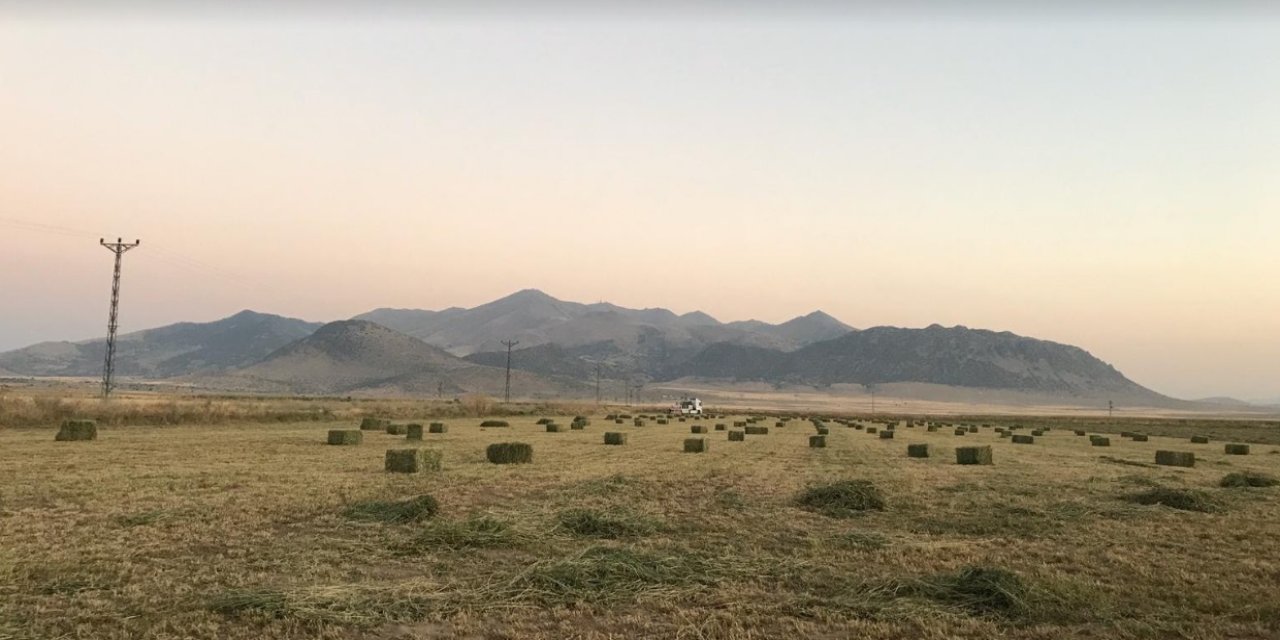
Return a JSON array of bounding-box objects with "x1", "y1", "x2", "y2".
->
[
  {"x1": 1155, "y1": 450, "x2": 1195, "y2": 467},
  {"x1": 683, "y1": 437, "x2": 709, "y2": 453},
  {"x1": 328, "y1": 429, "x2": 363, "y2": 445},
  {"x1": 956, "y1": 445, "x2": 993, "y2": 465},
  {"x1": 907, "y1": 443, "x2": 931, "y2": 458},
  {"x1": 385, "y1": 448, "x2": 442, "y2": 473},
  {"x1": 603, "y1": 432, "x2": 627, "y2": 445}
]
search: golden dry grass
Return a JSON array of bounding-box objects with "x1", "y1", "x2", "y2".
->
[{"x1": 2, "y1": 410, "x2": 1280, "y2": 639}]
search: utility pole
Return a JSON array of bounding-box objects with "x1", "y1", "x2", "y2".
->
[
  {"x1": 501, "y1": 339, "x2": 518, "y2": 403},
  {"x1": 1108, "y1": 400, "x2": 1114, "y2": 420},
  {"x1": 99, "y1": 237, "x2": 140, "y2": 399}
]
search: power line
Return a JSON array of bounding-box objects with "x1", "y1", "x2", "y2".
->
[
  {"x1": 501, "y1": 339, "x2": 519, "y2": 403},
  {"x1": 100, "y1": 237, "x2": 141, "y2": 399}
]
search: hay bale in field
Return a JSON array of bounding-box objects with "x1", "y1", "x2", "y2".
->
[
  {"x1": 1012, "y1": 435, "x2": 1035, "y2": 445},
  {"x1": 1190, "y1": 435, "x2": 1209, "y2": 444},
  {"x1": 572, "y1": 417, "x2": 590, "y2": 428},
  {"x1": 867, "y1": 427, "x2": 878, "y2": 434},
  {"x1": 744, "y1": 426, "x2": 769, "y2": 435},
  {"x1": 1120, "y1": 431, "x2": 1134, "y2": 438},
  {"x1": 678, "y1": 417, "x2": 686, "y2": 423},
  {"x1": 956, "y1": 445, "x2": 993, "y2": 465},
  {"x1": 776, "y1": 421, "x2": 786, "y2": 428},
  {"x1": 536, "y1": 418, "x2": 554, "y2": 425},
  {"x1": 879, "y1": 430, "x2": 894, "y2": 440},
  {"x1": 1074, "y1": 430, "x2": 1087, "y2": 436},
  {"x1": 999, "y1": 432, "x2": 1011, "y2": 439},
  {"x1": 684, "y1": 437, "x2": 709, "y2": 453},
  {"x1": 967, "y1": 426, "x2": 978, "y2": 433},
  {"x1": 634, "y1": 419, "x2": 646, "y2": 427},
  {"x1": 603, "y1": 432, "x2": 627, "y2": 445},
  {"x1": 715, "y1": 423, "x2": 726, "y2": 431},
  {"x1": 486, "y1": 442, "x2": 533, "y2": 464},
  {"x1": 570, "y1": 422, "x2": 586, "y2": 431},
  {"x1": 360, "y1": 417, "x2": 390, "y2": 431},
  {"x1": 816, "y1": 426, "x2": 830, "y2": 435},
  {"x1": 386, "y1": 423, "x2": 408, "y2": 436},
  {"x1": 406, "y1": 424, "x2": 424, "y2": 440},
  {"x1": 429, "y1": 422, "x2": 448, "y2": 434},
  {"x1": 480, "y1": 420, "x2": 509, "y2": 428},
  {"x1": 954, "y1": 429, "x2": 966, "y2": 436},
  {"x1": 55, "y1": 419, "x2": 98, "y2": 442},
  {"x1": 615, "y1": 418, "x2": 624, "y2": 424},
  {"x1": 1130, "y1": 434, "x2": 1149, "y2": 442},
  {"x1": 728, "y1": 430, "x2": 745, "y2": 442},
  {"x1": 657, "y1": 419, "x2": 669, "y2": 425},
  {"x1": 327, "y1": 429, "x2": 363, "y2": 445},
  {"x1": 1155, "y1": 450, "x2": 1195, "y2": 468},
  {"x1": 907, "y1": 443, "x2": 931, "y2": 458},
  {"x1": 1224, "y1": 443, "x2": 1250, "y2": 455},
  {"x1": 690, "y1": 425, "x2": 707, "y2": 434},
  {"x1": 385, "y1": 448, "x2": 442, "y2": 473},
  {"x1": 545, "y1": 423, "x2": 566, "y2": 433},
  {"x1": 809, "y1": 435, "x2": 827, "y2": 448},
  {"x1": 1090, "y1": 436, "x2": 1111, "y2": 447},
  {"x1": 1031, "y1": 429, "x2": 1044, "y2": 437},
  {"x1": 926, "y1": 425, "x2": 938, "y2": 433},
  {"x1": 605, "y1": 414, "x2": 618, "y2": 420},
  {"x1": 734, "y1": 421, "x2": 747, "y2": 428}
]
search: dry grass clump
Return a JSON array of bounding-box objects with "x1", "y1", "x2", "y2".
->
[
  {"x1": 400, "y1": 516, "x2": 519, "y2": 552},
  {"x1": 512, "y1": 546, "x2": 715, "y2": 606},
  {"x1": 795, "y1": 480, "x2": 885, "y2": 518},
  {"x1": 1124, "y1": 487, "x2": 1217, "y2": 512},
  {"x1": 908, "y1": 566, "x2": 1030, "y2": 617},
  {"x1": 343, "y1": 495, "x2": 440, "y2": 523},
  {"x1": 1219, "y1": 471, "x2": 1278, "y2": 488},
  {"x1": 486, "y1": 442, "x2": 532, "y2": 464},
  {"x1": 556, "y1": 508, "x2": 659, "y2": 538}
]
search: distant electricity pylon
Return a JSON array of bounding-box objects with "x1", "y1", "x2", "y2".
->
[
  {"x1": 501, "y1": 339, "x2": 519, "y2": 403},
  {"x1": 99, "y1": 237, "x2": 140, "y2": 399}
]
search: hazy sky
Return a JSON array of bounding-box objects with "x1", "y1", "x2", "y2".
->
[{"x1": 1, "y1": 4, "x2": 1277, "y2": 400}]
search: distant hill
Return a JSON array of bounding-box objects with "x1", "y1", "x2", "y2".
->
[
  {"x1": 214, "y1": 319, "x2": 580, "y2": 397},
  {"x1": 670, "y1": 324, "x2": 1169, "y2": 403},
  {"x1": 0, "y1": 310, "x2": 321, "y2": 378},
  {"x1": 354, "y1": 289, "x2": 849, "y2": 357}
]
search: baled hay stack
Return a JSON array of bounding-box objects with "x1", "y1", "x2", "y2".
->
[
  {"x1": 603, "y1": 432, "x2": 627, "y2": 445},
  {"x1": 385, "y1": 448, "x2": 442, "y2": 473},
  {"x1": 1155, "y1": 450, "x2": 1195, "y2": 468},
  {"x1": 744, "y1": 426, "x2": 769, "y2": 435},
  {"x1": 690, "y1": 425, "x2": 707, "y2": 434},
  {"x1": 956, "y1": 445, "x2": 994, "y2": 465},
  {"x1": 867, "y1": 427, "x2": 878, "y2": 434},
  {"x1": 1190, "y1": 435, "x2": 1209, "y2": 444},
  {"x1": 429, "y1": 422, "x2": 448, "y2": 433},
  {"x1": 386, "y1": 424, "x2": 408, "y2": 436},
  {"x1": 954, "y1": 429, "x2": 966, "y2": 436},
  {"x1": 657, "y1": 419, "x2": 669, "y2": 425},
  {"x1": 1011, "y1": 435, "x2": 1035, "y2": 445},
  {"x1": 536, "y1": 418, "x2": 554, "y2": 425},
  {"x1": 360, "y1": 417, "x2": 390, "y2": 431},
  {"x1": 1030, "y1": 429, "x2": 1045, "y2": 437},
  {"x1": 809, "y1": 435, "x2": 827, "y2": 448},
  {"x1": 55, "y1": 419, "x2": 98, "y2": 442},
  {"x1": 926, "y1": 425, "x2": 938, "y2": 432},
  {"x1": 615, "y1": 419, "x2": 625, "y2": 424},
  {"x1": 1224, "y1": 443, "x2": 1251, "y2": 455},
  {"x1": 683, "y1": 437, "x2": 709, "y2": 453},
  {"x1": 907, "y1": 443, "x2": 931, "y2": 458},
  {"x1": 1074, "y1": 430, "x2": 1087, "y2": 436},
  {"x1": 776, "y1": 421, "x2": 786, "y2": 428},
  {"x1": 879, "y1": 430, "x2": 895, "y2": 440},
  {"x1": 406, "y1": 424, "x2": 424, "y2": 440},
  {"x1": 634, "y1": 419, "x2": 646, "y2": 427},
  {"x1": 968, "y1": 426, "x2": 978, "y2": 433},
  {"x1": 1130, "y1": 434, "x2": 1149, "y2": 442},
  {"x1": 817, "y1": 426, "x2": 830, "y2": 435},
  {"x1": 480, "y1": 420, "x2": 510, "y2": 428},
  {"x1": 327, "y1": 429, "x2": 363, "y2": 445},
  {"x1": 486, "y1": 442, "x2": 534, "y2": 464},
  {"x1": 546, "y1": 423, "x2": 566, "y2": 433},
  {"x1": 1090, "y1": 436, "x2": 1111, "y2": 447},
  {"x1": 715, "y1": 424, "x2": 727, "y2": 431},
  {"x1": 734, "y1": 421, "x2": 747, "y2": 428},
  {"x1": 728, "y1": 430, "x2": 746, "y2": 442}
]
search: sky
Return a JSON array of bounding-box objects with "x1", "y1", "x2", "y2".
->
[{"x1": 1, "y1": 3, "x2": 1277, "y2": 400}]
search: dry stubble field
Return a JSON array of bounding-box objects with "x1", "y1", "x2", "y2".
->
[{"x1": 2, "y1": 410, "x2": 1280, "y2": 640}]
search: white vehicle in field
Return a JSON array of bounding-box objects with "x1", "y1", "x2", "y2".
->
[{"x1": 671, "y1": 397, "x2": 703, "y2": 415}]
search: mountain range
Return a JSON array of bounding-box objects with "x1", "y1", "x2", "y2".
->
[{"x1": 0, "y1": 289, "x2": 1180, "y2": 404}]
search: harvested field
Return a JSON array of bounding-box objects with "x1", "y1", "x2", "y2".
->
[{"x1": 1, "y1": 410, "x2": 1279, "y2": 639}]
